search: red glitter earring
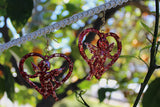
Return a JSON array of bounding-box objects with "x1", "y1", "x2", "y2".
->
[
  {"x1": 19, "y1": 38, "x2": 73, "y2": 101},
  {"x1": 78, "y1": 28, "x2": 122, "y2": 80}
]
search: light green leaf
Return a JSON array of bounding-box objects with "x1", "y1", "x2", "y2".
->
[
  {"x1": 141, "y1": 21, "x2": 154, "y2": 36},
  {"x1": 119, "y1": 55, "x2": 137, "y2": 59},
  {"x1": 139, "y1": 45, "x2": 152, "y2": 55},
  {"x1": 125, "y1": 6, "x2": 132, "y2": 12}
]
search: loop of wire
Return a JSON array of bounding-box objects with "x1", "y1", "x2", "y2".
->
[{"x1": 0, "y1": 0, "x2": 128, "y2": 53}]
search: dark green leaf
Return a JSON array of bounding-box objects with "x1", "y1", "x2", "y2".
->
[
  {"x1": 98, "y1": 88, "x2": 107, "y2": 102},
  {"x1": 142, "y1": 78, "x2": 160, "y2": 107},
  {"x1": 0, "y1": 77, "x2": 5, "y2": 99},
  {"x1": 65, "y1": 3, "x2": 81, "y2": 15},
  {"x1": 6, "y1": 0, "x2": 33, "y2": 30},
  {"x1": 104, "y1": 88, "x2": 117, "y2": 92},
  {"x1": 141, "y1": 21, "x2": 154, "y2": 36},
  {"x1": 3, "y1": 66, "x2": 15, "y2": 101},
  {"x1": 98, "y1": 88, "x2": 117, "y2": 102},
  {"x1": 0, "y1": 0, "x2": 7, "y2": 16}
]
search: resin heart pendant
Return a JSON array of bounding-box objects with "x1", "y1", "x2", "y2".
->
[
  {"x1": 19, "y1": 53, "x2": 73, "y2": 101},
  {"x1": 78, "y1": 28, "x2": 122, "y2": 80}
]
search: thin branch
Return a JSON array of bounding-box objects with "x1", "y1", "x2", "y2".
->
[
  {"x1": 155, "y1": 41, "x2": 160, "y2": 55},
  {"x1": 10, "y1": 56, "x2": 41, "y2": 88},
  {"x1": 133, "y1": 0, "x2": 159, "y2": 106},
  {"x1": 75, "y1": 90, "x2": 90, "y2": 107},
  {"x1": 138, "y1": 56, "x2": 149, "y2": 68},
  {"x1": 119, "y1": 55, "x2": 149, "y2": 68}
]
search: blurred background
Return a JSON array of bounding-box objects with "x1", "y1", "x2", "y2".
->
[{"x1": 0, "y1": 0, "x2": 159, "y2": 107}]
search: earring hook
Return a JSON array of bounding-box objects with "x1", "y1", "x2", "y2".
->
[{"x1": 43, "y1": 34, "x2": 50, "y2": 55}]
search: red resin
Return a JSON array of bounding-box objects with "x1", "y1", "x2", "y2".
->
[
  {"x1": 78, "y1": 28, "x2": 122, "y2": 80},
  {"x1": 19, "y1": 53, "x2": 73, "y2": 101}
]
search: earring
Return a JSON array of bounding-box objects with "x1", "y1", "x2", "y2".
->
[
  {"x1": 19, "y1": 36, "x2": 73, "y2": 101},
  {"x1": 78, "y1": 28, "x2": 122, "y2": 80}
]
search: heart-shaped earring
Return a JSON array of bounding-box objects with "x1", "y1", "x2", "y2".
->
[
  {"x1": 19, "y1": 52, "x2": 73, "y2": 101},
  {"x1": 78, "y1": 28, "x2": 122, "y2": 80}
]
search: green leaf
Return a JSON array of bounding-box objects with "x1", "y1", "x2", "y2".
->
[
  {"x1": 125, "y1": 6, "x2": 132, "y2": 12},
  {"x1": 98, "y1": 88, "x2": 107, "y2": 102},
  {"x1": 0, "y1": 77, "x2": 5, "y2": 99},
  {"x1": 119, "y1": 55, "x2": 137, "y2": 59},
  {"x1": 141, "y1": 21, "x2": 154, "y2": 36},
  {"x1": 6, "y1": 0, "x2": 33, "y2": 31},
  {"x1": 3, "y1": 66, "x2": 15, "y2": 101},
  {"x1": 104, "y1": 88, "x2": 117, "y2": 92},
  {"x1": 46, "y1": 3, "x2": 57, "y2": 11},
  {"x1": 0, "y1": 0, "x2": 7, "y2": 16},
  {"x1": 139, "y1": 45, "x2": 151, "y2": 54},
  {"x1": 142, "y1": 78, "x2": 160, "y2": 107},
  {"x1": 151, "y1": 11, "x2": 156, "y2": 14},
  {"x1": 71, "y1": 45, "x2": 81, "y2": 60},
  {"x1": 98, "y1": 88, "x2": 117, "y2": 102},
  {"x1": 65, "y1": 3, "x2": 82, "y2": 15}
]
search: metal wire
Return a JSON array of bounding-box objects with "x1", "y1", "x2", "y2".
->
[{"x1": 0, "y1": 0, "x2": 128, "y2": 53}]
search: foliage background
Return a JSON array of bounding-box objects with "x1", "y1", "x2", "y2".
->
[{"x1": 0, "y1": 0, "x2": 159, "y2": 107}]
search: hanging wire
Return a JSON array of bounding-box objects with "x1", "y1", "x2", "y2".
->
[{"x1": 0, "y1": 0, "x2": 128, "y2": 53}]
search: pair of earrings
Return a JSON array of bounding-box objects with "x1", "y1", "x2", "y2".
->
[{"x1": 19, "y1": 28, "x2": 122, "y2": 101}]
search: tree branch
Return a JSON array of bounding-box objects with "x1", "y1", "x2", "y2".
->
[
  {"x1": 133, "y1": 0, "x2": 159, "y2": 106},
  {"x1": 10, "y1": 56, "x2": 41, "y2": 88}
]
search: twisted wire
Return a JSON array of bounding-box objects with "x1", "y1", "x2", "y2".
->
[{"x1": 0, "y1": 0, "x2": 128, "y2": 53}]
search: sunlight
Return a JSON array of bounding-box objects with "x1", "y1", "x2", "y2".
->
[
  {"x1": 0, "y1": 16, "x2": 4, "y2": 27},
  {"x1": 7, "y1": 18, "x2": 20, "y2": 39},
  {"x1": 62, "y1": 10, "x2": 69, "y2": 17},
  {"x1": 128, "y1": 83, "x2": 140, "y2": 93},
  {"x1": 37, "y1": 5, "x2": 43, "y2": 11},
  {"x1": 107, "y1": 79, "x2": 118, "y2": 88},
  {"x1": 99, "y1": 78, "x2": 107, "y2": 87},
  {"x1": 62, "y1": 46, "x2": 71, "y2": 54},
  {"x1": 63, "y1": 0, "x2": 70, "y2": 3}
]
